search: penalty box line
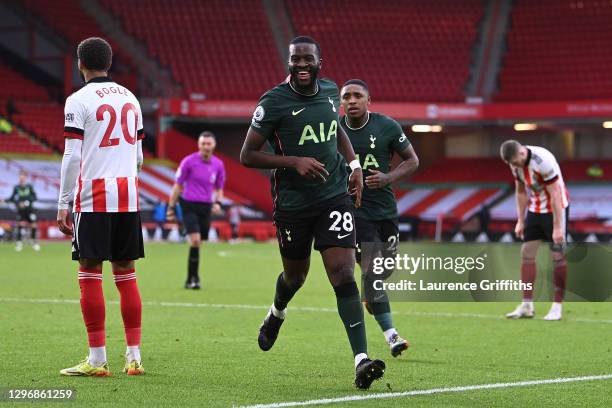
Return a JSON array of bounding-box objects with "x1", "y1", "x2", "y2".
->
[
  {"x1": 239, "y1": 374, "x2": 612, "y2": 408},
  {"x1": 0, "y1": 297, "x2": 611, "y2": 325}
]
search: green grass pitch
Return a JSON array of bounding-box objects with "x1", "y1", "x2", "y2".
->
[{"x1": 1, "y1": 241, "x2": 611, "y2": 407}]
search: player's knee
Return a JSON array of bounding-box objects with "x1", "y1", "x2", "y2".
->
[
  {"x1": 552, "y1": 251, "x2": 565, "y2": 264},
  {"x1": 328, "y1": 264, "x2": 355, "y2": 287},
  {"x1": 520, "y1": 242, "x2": 538, "y2": 261},
  {"x1": 80, "y1": 258, "x2": 103, "y2": 270},
  {"x1": 112, "y1": 260, "x2": 135, "y2": 273},
  {"x1": 190, "y1": 238, "x2": 201, "y2": 248},
  {"x1": 285, "y1": 271, "x2": 307, "y2": 288}
]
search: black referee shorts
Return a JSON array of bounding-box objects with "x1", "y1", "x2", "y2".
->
[
  {"x1": 180, "y1": 198, "x2": 212, "y2": 238},
  {"x1": 72, "y1": 212, "x2": 145, "y2": 261}
]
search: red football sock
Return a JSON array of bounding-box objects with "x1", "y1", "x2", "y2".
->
[
  {"x1": 113, "y1": 268, "x2": 142, "y2": 347},
  {"x1": 553, "y1": 258, "x2": 567, "y2": 303},
  {"x1": 78, "y1": 267, "x2": 105, "y2": 347},
  {"x1": 521, "y1": 260, "x2": 537, "y2": 301}
]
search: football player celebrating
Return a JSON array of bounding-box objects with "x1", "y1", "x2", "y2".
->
[
  {"x1": 340, "y1": 79, "x2": 419, "y2": 357},
  {"x1": 241, "y1": 36, "x2": 385, "y2": 389}
]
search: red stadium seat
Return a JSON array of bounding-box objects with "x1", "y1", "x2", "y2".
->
[
  {"x1": 284, "y1": 0, "x2": 483, "y2": 102},
  {"x1": 100, "y1": 0, "x2": 284, "y2": 99},
  {"x1": 496, "y1": 0, "x2": 612, "y2": 101}
]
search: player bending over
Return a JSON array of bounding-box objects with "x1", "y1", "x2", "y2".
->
[
  {"x1": 340, "y1": 79, "x2": 419, "y2": 356},
  {"x1": 57, "y1": 37, "x2": 145, "y2": 376},
  {"x1": 500, "y1": 140, "x2": 569, "y2": 321},
  {"x1": 240, "y1": 36, "x2": 385, "y2": 389}
]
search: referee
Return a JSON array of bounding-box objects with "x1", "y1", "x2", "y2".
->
[{"x1": 167, "y1": 131, "x2": 226, "y2": 289}]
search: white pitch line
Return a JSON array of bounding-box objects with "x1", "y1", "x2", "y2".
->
[
  {"x1": 239, "y1": 374, "x2": 612, "y2": 408},
  {"x1": 0, "y1": 297, "x2": 611, "y2": 325}
]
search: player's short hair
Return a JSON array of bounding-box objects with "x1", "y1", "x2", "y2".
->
[
  {"x1": 500, "y1": 140, "x2": 522, "y2": 162},
  {"x1": 77, "y1": 37, "x2": 112, "y2": 71},
  {"x1": 343, "y1": 79, "x2": 369, "y2": 93},
  {"x1": 19, "y1": 170, "x2": 27, "y2": 176},
  {"x1": 199, "y1": 131, "x2": 216, "y2": 140},
  {"x1": 289, "y1": 36, "x2": 321, "y2": 57}
]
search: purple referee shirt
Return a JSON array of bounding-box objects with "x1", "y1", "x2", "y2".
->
[{"x1": 176, "y1": 153, "x2": 226, "y2": 203}]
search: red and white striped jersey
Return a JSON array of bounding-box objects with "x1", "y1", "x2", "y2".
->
[
  {"x1": 511, "y1": 145, "x2": 570, "y2": 214},
  {"x1": 63, "y1": 77, "x2": 144, "y2": 212}
]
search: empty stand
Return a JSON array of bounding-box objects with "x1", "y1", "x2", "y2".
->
[
  {"x1": 0, "y1": 129, "x2": 52, "y2": 154},
  {"x1": 285, "y1": 0, "x2": 483, "y2": 102},
  {"x1": 12, "y1": 102, "x2": 64, "y2": 151},
  {"x1": 101, "y1": 0, "x2": 284, "y2": 99},
  {"x1": 497, "y1": 0, "x2": 612, "y2": 101},
  {"x1": 0, "y1": 62, "x2": 50, "y2": 102}
]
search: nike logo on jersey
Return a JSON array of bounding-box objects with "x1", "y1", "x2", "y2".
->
[
  {"x1": 337, "y1": 233, "x2": 352, "y2": 239},
  {"x1": 292, "y1": 108, "x2": 305, "y2": 116},
  {"x1": 349, "y1": 322, "x2": 362, "y2": 328}
]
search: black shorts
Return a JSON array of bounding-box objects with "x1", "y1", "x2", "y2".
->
[
  {"x1": 17, "y1": 208, "x2": 36, "y2": 223},
  {"x1": 355, "y1": 217, "x2": 399, "y2": 263},
  {"x1": 274, "y1": 194, "x2": 356, "y2": 260},
  {"x1": 523, "y1": 206, "x2": 569, "y2": 243},
  {"x1": 180, "y1": 198, "x2": 211, "y2": 238},
  {"x1": 72, "y1": 212, "x2": 145, "y2": 261}
]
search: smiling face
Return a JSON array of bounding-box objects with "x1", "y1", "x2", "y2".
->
[
  {"x1": 288, "y1": 43, "x2": 321, "y2": 92},
  {"x1": 341, "y1": 84, "x2": 370, "y2": 119}
]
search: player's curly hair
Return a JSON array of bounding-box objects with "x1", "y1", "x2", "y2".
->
[{"x1": 77, "y1": 37, "x2": 112, "y2": 71}]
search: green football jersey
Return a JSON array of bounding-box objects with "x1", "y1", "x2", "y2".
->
[
  {"x1": 9, "y1": 184, "x2": 36, "y2": 209},
  {"x1": 340, "y1": 112, "x2": 411, "y2": 220},
  {"x1": 250, "y1": 79, "x2": 348, "y2": 213}
]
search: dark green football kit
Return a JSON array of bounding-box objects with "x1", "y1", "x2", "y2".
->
[
  {"x1": 250, "y1": 79, "x2": 354, "y2": 259},
  {"x1": 340, "y1": 112, "x2": 411, "y2": 262},
  {"x1": 9, "y1": 184, "x2": 37, "y2": 222}
]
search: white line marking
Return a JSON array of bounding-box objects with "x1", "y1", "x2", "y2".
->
[
  {"x1": 0, "y1": 297, "x2": 611, "y2": 324},
  {"x1": 239, "y1": 374, "x2": 612, "y2": 408}
]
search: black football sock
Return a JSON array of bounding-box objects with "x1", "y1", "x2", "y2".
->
[
  {"x1": 188, "y1": 247, "x2": 199, "y2": 282},
  {"x1": 334, "y1": 281, "x2": 367, "y2": 356},
  {"x1": 31, "y1": 226, "x2": 37, "y2": 242},
  {"x1": 273, "y1": 272, "x2": 301, "y2": 312},
  {"x1": 16, "y1": 226, "x2": 23, "y2": 242}
]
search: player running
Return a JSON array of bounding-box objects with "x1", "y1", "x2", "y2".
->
[
  {"x1": 340, "y1": 79, "x2": 419, "y2": 357},
  {"x1": 241, "y1": 36, "x2": 385, "y2": 389},
  {"x1": 500, "y1": 140, "x2": 569, "y2": 321},
  {"x1": 167, "y1": 131, "x2": 225, "y2": 289},
  {"x1": 6, "y1": 170, "x2": 40, "y2": 252},
  {"x1": 57, "y1": 37, "x2": 145, "y2": 376}
]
